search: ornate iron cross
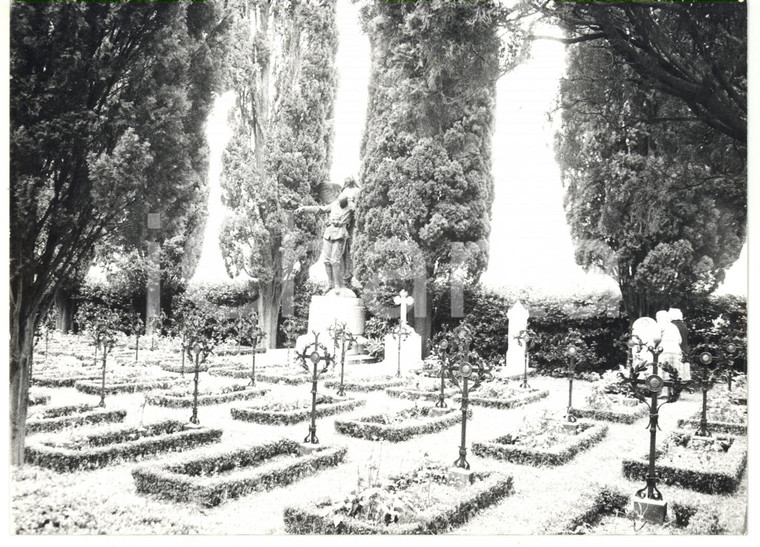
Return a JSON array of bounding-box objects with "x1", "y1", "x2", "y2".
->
[
  {"x1": 296, "y1": 331, "x2": 334, "y2": 444},
  {"x1": 328, "y1": 321, "x2": 357, "y2": 397},
  {"x1": 619, "y1": 334, "x2": 683, "y2": 502},
  {"x1": 445, "y1": 324, "x2": 492, "y2": 470}
]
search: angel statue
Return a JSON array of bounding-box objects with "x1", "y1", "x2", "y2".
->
[{"x1": 295, "y1": 176, "x2": 360, "y2": 297}]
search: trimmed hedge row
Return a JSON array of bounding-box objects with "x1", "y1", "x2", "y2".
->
[
  {"x1": 323, "y1": 377, "x2": 406, "y2": 392},
  {"x1": 28, "y1": 394, "x2": 51, "y2": 406},
  {"x1": 334, "y1": 408, "x2": 464, "y2": 442},
  {"x1": 545, "y1": 485, "x2": 630, "y2": 534},
  {"x1": 132, "y1": 439, "x2": 347, "y2": 507},
  {"x1": 74, "y1": 379, "x2": 176, "y2": 395},
  {"x1": 230, "y1": 397, "x2": 365, "y2": 426},
  {"x1": 454, "y1": 388, "x2": 550, "y2": 410},
  {"x1": 25, "y1": 420, "x2": 223, "y2": 472},
  {"x1": 473, "y1": 422, "x2": 609, "y2": 467},
  {"x1": 676, "y1": 417, "x2": 747, "y2": 437},
  {"x1": 26, "y1": 406, "x2": 127, "y2": 435},
  {"x1": 146, "y1": 387, "x2": 269, "y2": 408},
  {"x1": 255, "y1": 372, "x2": 311, "y2": 385},
  {"x1": 572, "y1": 404, "x2": 648, "y2": 424},
  {"x1": 33, "y1": 374, "x2": 101, "y2": 388},
  {"x1": 159, "y1": 362, "x2": 209, "y2": 374},
  {"x1": 385, "y1": 387, "x2": 458, "y2": 401},
  {"x1": 283, "y1": 470, "x2": 514, "y2": 534},
  {"x1": 621, "y1": 431, "x2": 747, "y2": 495}
]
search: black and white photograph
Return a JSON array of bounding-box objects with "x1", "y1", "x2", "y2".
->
[{"x1": 4, "y1": 0, "x2": 753, "y2": 536}]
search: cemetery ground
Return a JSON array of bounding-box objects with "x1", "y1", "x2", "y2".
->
[{"x1": 12, "y1": 336, "x2": 747, "y2": 535}]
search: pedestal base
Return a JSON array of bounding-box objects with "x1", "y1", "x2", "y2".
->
[
  {"x1": 633, "y1": 498, "x2": 667, "y2": 524},
  {"x1": 296, "y1": 295, "x2": 366, "y2": 355},
  {"x1": 562, "y1": 422, "x2": 580, "y2": 435},
  {"x1": 448, "y1": 467, "x2": 474, "y2": 489},
  {"x1": 298, "y1": 442, "x2": 322, "y2": 456},
  {"x1": 429, "y1": 407, "x2": 452, "y2": 417}
]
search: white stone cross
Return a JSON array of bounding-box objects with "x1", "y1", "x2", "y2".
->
[{"x1": 394, "y1": 290, "x2": 414, "y2": 326}]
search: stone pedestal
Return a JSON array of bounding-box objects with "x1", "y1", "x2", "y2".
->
[
  {"x1": 296, "y1": 295, "x2": 365, "y2": 355},
  {"x1": 298, "y1": 442, "x2": 322, "y2": 456},
  {"x1": 633, "y1": 498, "x2": 667, "y2": 524},
  {"x1": 429, "y1": 407, "x2": 452, "y2": 417},
  {"x1": 448, "y1": 467, "x2": 474, "y2": 489},
  {"x1": 562, "y1": 422, "x2": 580, "y2": 435},
  {"x1": 384, "y1": 327, "x2": 422, "y2": 374}
]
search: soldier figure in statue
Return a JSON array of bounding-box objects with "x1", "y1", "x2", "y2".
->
[{"x1": 296, "y1": 177, "x2": 360, "y2": 296}]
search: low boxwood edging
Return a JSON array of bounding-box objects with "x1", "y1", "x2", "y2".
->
[
  {"x1": 283, "y1": 466, "x2": 514, "y2": 534},
  {"x1": 159, "y1": 362, "x2": 209, "y2": 374},
  {"x1": 676, "y1": 417, "x2": 747, "y2": 436},
  {"x1": 74, "y1": 379, "x2": 176, "y2": 395},
  {"x1": 33, "y1": 374, "x2": 101, "y2": 388},
  {"x1": 231, "y1": 396, "x2": 365, "y2": 426},
  {"x1": 28, "y1": 394, "x2": 51, "y2": 406},
  {"x1": 454, "y1": 388, "x2": 550, "y2": 410},
  {"x1": 25, "y1": 420, "x2": 223, "y2": 472},
  {"x1": 621, "y1": 430, "x2": 747, "y2": 495},
  {"x1": 147, "y1": 386, "x2": 269, "y2": 408},
  {"x1": 473, "y1": 421, "x2": 609, "y2": 467},
  {"x1": 255, "y1": 372, "x2": 311, "y2": 385},
  {"x1": 572, "y1": 404, "x2": 648, "y2": 424},
  {"x1": 324, "y1": 377, "x2": 405, "y2": 392},
  {"x1": 334, "y1": 407, "x2": 466, "y2": 442},
  {"x1": 132, "y1": 439, "x2": 347, "y2": 507},
  {"x1": 385, "y1": 387, "x2": 458, "y2": 401},
  {"x1": 26, "y1": 405, "x2": 127, "y2": 435}
]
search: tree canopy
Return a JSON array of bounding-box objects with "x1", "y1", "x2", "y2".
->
[
  {"x1": 218, "y1": 0, "x2": 339, "y2": 346},
  {"x1": 9, "y1": 0, "x2": 228, "y2": 465},
  {"x1": 555, "y1": 38, "x2": 746, "y2": 319},
  {"x1": 355, "y1": 0, "x2": 516, "y2": 350}
]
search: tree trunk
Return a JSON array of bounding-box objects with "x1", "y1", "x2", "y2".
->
[
  {"x1": 10, "y1": 310, "x2": 35, "y2": 466},
  {"x1": 55, "y1": 288, "x2": 74, "y2": 334},
  {"x1": 413, "y1": 282, "x2": 433, "y2": 359},
  {"x1": 257, "y1": 283, "x2": 281, "y2": 349}
]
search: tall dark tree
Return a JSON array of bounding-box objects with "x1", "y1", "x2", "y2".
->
[
  {"x1": 9, "y1": 0, "x2": 227, "y2": 465},
  {"x1": 219, "y1": 0, "x2": 339, "y2": 347},
  {"x1": 355, "y1": 0, "x2": 516, "y2": 352},
  {"x1": 556, "y1": 40, "x2": 746, "y2": 320}
]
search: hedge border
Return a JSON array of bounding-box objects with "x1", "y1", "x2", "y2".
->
[
  {"x1": 283, "y1": 470, "x2": 514, "y2": 534},
  {"x1": 230, "y1": 397, "x2": 365, "y2": 426},
  {"x1": 25, "y1": 420, "x2": 223, "y2": 472},
  {"x1": 28, "y1": 394, "x2": 51, "y2": 406},
  {"x1": 159, "y1": 362, "x2": 209, "y2": 374},
  {"x1": 454, "y1": 388, "x2": 550, "y2": 410},
  {"x1": 385, "y1": 387, "x2": 458, "y2": 401},
  {"x1": 676, "y1": 417, "x2": 747, "y2": 436},
  {"x1": 146, "y1": 387, "x2": 269, "y2": 408},
  {"x1": 334, "y1": 408, "x2": 464, "y2": 442},
  {"x1": 472, "y1": 422, "x2": 609, "y2": 467},
  {"x1": 324, "y1": 377, "x2": 406, "y2": 392},
  {"x1": 26, "y1": 407, "x2": 127, "y2": 435},
  {"x1": 74, "y1": 379, "x2": 176, "y2": 395},
  {"x1": 572, "y1": 404, "x2": 649, "y2": 424},
  {"x1": 132, "y1": 439, "x2": 347, "y2": 507},
  {"x1": 621, "y1": 431, "x2": 747, "y2": 495},
  {"x1": 33, "y1": 374, "x2": 101, "y2": 388}
]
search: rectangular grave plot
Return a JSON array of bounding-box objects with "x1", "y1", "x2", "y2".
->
[
  {"x1": 24, "y1": 420, "x2": 223, "y2": 472},
  {"x1": 27, "y1": 406, "x2": 127, "y2": 435},
  {"x1": 147, "y1": 386, "x2": 269, "y2": 408},
  {"x1": 132, "y1": 439, "x2": 347, "y2": 507},
  {"x1": 385, "y1": 387, "x2": 458, "y2": 401},
  {"x1": 283, "y1": 468, "x2": 514, "y2": 534},
  {"x1": 74, "y1": 379, "x2": 176, "y2": 395},
  {"x1": 621, "y1": 431, "x2": 747, "y2": 495},
  {"x1": 455, "y1": 388, "x2": 550, "y2": 410},
  {"x1": 473, "y1": 422, "x2": 609, "y2": 467},
  {"x1": 572, "y1": 404, "x2": 649, "y2": 424},
  {"x1": 676, "y1": 417, "x2": 747, "y2": 436},
  {"x1": 324, "y1": 377, "x2": 406, "y2": 392},
  {"x1": 230, "y1": 397, "x2": 365, "y2": 426},
  {"x1": 334, "y1": 407, "x2": 464, "y2": 442}
]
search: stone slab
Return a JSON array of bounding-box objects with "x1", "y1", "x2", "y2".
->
[
  {"x1": 632, "y1": 498, "x2": 667, "y2": 525},
  {"x1": 448, "y1": 467, "x2": 475, "y2": 489}
]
